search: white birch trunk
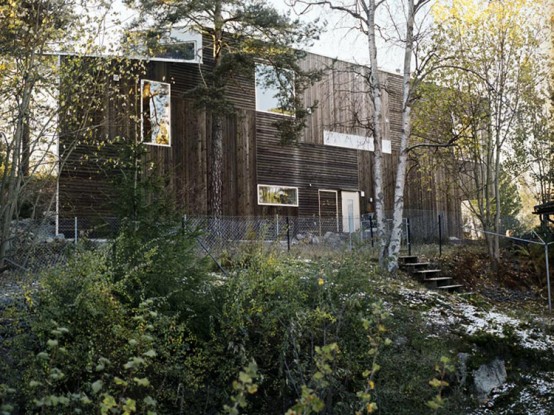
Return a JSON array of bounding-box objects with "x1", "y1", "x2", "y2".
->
[
  {"x1": 387, "y1": 0, "x2": 416, "y2": 272},
  {"x1": 365, "y1": 0, "x2": 388, "y2": 269}
]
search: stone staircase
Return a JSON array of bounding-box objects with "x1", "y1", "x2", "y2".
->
[{"x1": 399, "y1": 255, "x2": 462, "y2": 292}]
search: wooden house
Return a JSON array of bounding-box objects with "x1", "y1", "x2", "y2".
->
[{"x1": 57, "y1": 32, "x2": 462, "y2": 237}]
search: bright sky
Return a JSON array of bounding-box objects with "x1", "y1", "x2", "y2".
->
[
  {"x1": 105, "y1": 0, "x2": 413, "y2": 73},
  {"x1": 272, "y1": 0, "x2": 409, "y2": 73}
]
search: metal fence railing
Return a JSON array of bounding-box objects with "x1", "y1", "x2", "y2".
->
[{"x1": 2, "y1": 212, "x2": 551, "y2": 276}]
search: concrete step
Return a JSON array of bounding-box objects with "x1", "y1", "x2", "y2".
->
[
  {"x1": 423, "y1": 276, "x2": 452, "y2": 289},
  {"x1": 423, "y1": 276, "x2": 451, "y2": 282},
  {"x1": 436, "y1": 284, "x2": 463, "y2": 292},
  {"x1": 399, "y1": 255, "x2": 463, "y2": 293},
  {"x1": 399, "y1": 255, "x2": 419, "y2": 264},
  {"x1": 401, "y1": 262, "x2": 432, "y2": 272},
  {"x1": 414, "y1": 269, "x2": 442, "y2": 275}
]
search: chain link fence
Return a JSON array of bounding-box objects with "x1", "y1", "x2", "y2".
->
[
  {"x1": 2, "y1": 211, "x2": 551, "y2": 275},
  {"x1": 2, "y1": 218, "x2": 72, "y2": 273}
]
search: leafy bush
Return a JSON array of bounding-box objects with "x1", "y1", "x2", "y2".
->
[
  {"x1": 218, "y1": 252, "x2": 391, "y2": 414},
  {"x1": 1, "y1": 238, "x2": 479, "y2": 414}
]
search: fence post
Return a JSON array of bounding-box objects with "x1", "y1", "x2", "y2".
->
[
  {"x1": 369, "y1": 216, "x2": 374, "y2": 248},
  {"x1": 407, "y1": 217, "x2": 411, "y2": 256},
  {"x1": 74, "y1": 217, "x2": 78, "y2": 245},
  {"x1": 276, "y1": 214, "x2": 279, "y2": 240},
  {"x1": 438, "y1": 214, "x2": 442, "y2": 257},
  {"x1": 533, "y1": 232, "x2": 552, "y2": 313},
  {"x1": 286, "y1": 216, "x2": 290, "y2": 252},
  {"x1": 546, "y1": 242, "x2": 552, "y2": 312}
]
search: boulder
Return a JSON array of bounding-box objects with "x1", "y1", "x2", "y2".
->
[
  {"x1": 310, "y1": 235, "x2": 320, "y2": 245},
  {"x1": 474, "y1": 359, "x2": 507, "y2": 401}
]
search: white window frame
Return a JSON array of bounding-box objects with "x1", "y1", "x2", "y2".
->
[
  {"x1": 257, "y1": 184, "x2": 299, "y2": 207},
  {"x1": 129, "y1": 29, "x2": 203, "y2": 64},
  {"x1": 141, "y1": 79, "x2": 172, "y2": 147},
  {"x1": 323, "y1": 130, "x2": 392, "y2": 154}
]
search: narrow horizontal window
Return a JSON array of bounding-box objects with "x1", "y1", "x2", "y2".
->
[
  {"x1": 257, "y1": 184, "x2": 299, "y2": 207},
  {"x1": 127, "y1": 29, "x2": 202, "y2": 63},
  {"x1": 154, "y1": 41, "x2": 196, "y2": 61},
  {"x1": 323, "y1": 130, "x2": 392, "y2": 154}
]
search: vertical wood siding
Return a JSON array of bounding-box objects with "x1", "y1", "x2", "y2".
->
[{"x1": 59, "y1": 50, "x2": 462, "y2": 235}]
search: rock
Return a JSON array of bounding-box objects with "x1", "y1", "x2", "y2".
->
[
  {"x1": 474, "y1": 359, "x2": 507, "y2": 401},
  {"x1": 323, "y1": 232, "x2": 342, "y2": 247},
  {"x1": 310, "y1": 236, "x2": 320, "y2": 245},
  {"x1": 449, "y1": 236, "x2": 462, "y2": 244}
]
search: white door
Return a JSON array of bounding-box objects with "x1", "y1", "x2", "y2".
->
[{"x1": 341, "y1": 191, "x2": 360, "y2": 233}]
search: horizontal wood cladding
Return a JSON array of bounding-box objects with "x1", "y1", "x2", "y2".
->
[
  {"x1": 256, "y1": 112, "x2": 359, "y2": 217},
  {"x1": 58, "y1": 51, "x2": 462, "y2": 232},
  {"x1": 168, "y1": 62, "x2": 255, "y2": 111},
  {"x1": 142, "y1": 103, "x2": 258, "y2": 217}
]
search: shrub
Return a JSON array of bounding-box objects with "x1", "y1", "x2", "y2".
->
[
  {"x1": 219, "y1": 252, "x2": 391, "y2": 414},
  {"x1": 1, "y1": 243, "x2": 479, "y2": 414}
]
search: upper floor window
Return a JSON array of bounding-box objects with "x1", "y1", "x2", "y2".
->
[
  {"x1": 141, "y1": 79, "x2": 171, "y2": 147},
  {"x1": 128, "y1": 29, "x2": 202, "y2": 64},
  {"x1": 255, "y1": 64, "x2": 294, "y2": 116},
  {"x1": 323, "y1": 130, "x2": 392, "y2": 154}
]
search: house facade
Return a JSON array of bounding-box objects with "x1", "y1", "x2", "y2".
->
[{"x1": 57, "y1": 35, "x2": 462, "y2": 237}]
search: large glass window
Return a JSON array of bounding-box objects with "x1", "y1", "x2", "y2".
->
[
  {"x1": 154, "y1": 41, "x2": 196, "y2": 61},
  {"x1": 127, "y1": 29, "x2": 202, "y2": 63},
  {"x1": 257, "y1": 184, "x2": 299, "y2": 207},
  {"x1": 255, "y1": 64, "x2": 294, "y2": 116},
  {"x1": 141, "y1": 80, "x2": 171, "y2": 146}
]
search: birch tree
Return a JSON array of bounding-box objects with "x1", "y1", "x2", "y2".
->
[
  {"x1": 124, "y1": 0, "x2": 320, "y2": 218},
  {"x1": 289, "y1": 0, "x2": 431, "y2": 271},
  {"x1": 0, "y1": 0, "x2": 127, "y2": 268},
  {"x1": 422, "y1": 0, "x2": 549, "y2": 259}
]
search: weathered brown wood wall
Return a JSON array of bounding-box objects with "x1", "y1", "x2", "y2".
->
[{"x1": 58, "y1": 46, "x2": 463, "y2": 236}]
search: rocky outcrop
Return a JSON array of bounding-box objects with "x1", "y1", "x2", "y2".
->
[{"x1": 474, "y1": 359, "x2": 507, "y2": 401}]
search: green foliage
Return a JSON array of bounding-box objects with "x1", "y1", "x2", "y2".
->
[
  {"x1": 1, "y1": 241, "x2": 482, "y2": 414},
  {"x1": 110, "y1": 221, "x2": 216, "y2": 328},
  {"x1": 426, "y1": 356, "x2": 455, "y2": 413},
  {"x1": 218, "y1": 252, "x2": 394, "y2": 414},
  {"x1": 224, "y1": 360, "x2": 260, "y2": 415},
  {"x1": 372, "y1": 304, "x2": 468, "y2": 415},
  {"x1": 0, "y1": 383, "x2": 15, "y2": 415}
]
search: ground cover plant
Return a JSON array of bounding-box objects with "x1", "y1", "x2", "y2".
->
[{"x1": 1, "y1": 229, "x2": 553, "y2": 414}]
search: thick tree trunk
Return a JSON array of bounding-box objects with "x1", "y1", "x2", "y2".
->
[
  {"x1": 208, "y1": 0, "x2": 224, "y2": 219},
  {"x1": 387, "y1": 0, "x2": 416, "y2": 273},
  {"x1": 210, "y1": 112, "x2": 224, "y2": 218},
  {"x1": 365, "y1": 0, "x2": 388, "y2": 269}
]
